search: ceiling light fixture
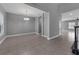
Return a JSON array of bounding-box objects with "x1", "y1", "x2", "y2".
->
[{"x1": 24, "y1": 18, "x2": 30, "y2": 21}]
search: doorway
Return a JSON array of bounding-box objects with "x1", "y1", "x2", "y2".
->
[
  {"x1": 35, "y1": 12, "x2": 49, "y2": 39},
  {"x1": 38, "y1": 14, "x2": 44, "y2": 36},
  {"x1": 38, "y1": 16, "x2": 42, "y2": 35}
]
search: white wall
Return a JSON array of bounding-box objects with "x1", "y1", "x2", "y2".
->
[
  {"x1": 0, "y1": 4, "x2": 7, "y2": 40},
  {"x1": 7, "y1": 13, "x2": 35, "y2": 35},
  {"x1": 43, "y1": 12, "x2": 49, "y2": 37},
  {"x1": 29, "y1": 3, "x2": 61, "y2": 38},
  {"x1": 28, "y1": 3, "x2": 79, "y2": 39},
  {"x1": 36, "y1": 4, "x2": 61, "y2": 38},
  {"x1": 35, "y1": 12, "x2": 49, "y2": 39}
]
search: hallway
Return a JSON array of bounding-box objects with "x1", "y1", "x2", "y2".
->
[{"x1": 0, "y1": 32, "x2": 74, "y2": 55}]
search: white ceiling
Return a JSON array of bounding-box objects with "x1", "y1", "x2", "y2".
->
[
  {"x1": 35, "y1": 3, "x2": 79, "y2": 13},
  {"x1": 62, "y1": 9, "x2": 79, "y2": 21},
  {"x1": 1, "y1": 3, "x2": 44, "y2": 17},
  {"x1": 59, "y1": 3, "x2": 79, "y2": 13}
]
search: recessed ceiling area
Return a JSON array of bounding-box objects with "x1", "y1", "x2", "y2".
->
[
  {"x1": 28, "y1": 3, "x2": 79, "y2": 13},
  {"x1": 1, "y1": 3, "x2": 44, "y2": 17},
  {"x1": 59, "y1": 3, "x2": 79, "y2": 13},
  {"x1": 62, "y1": 9, "x2": 79, "y2": 21}
]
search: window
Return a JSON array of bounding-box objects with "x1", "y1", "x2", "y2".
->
[{"x1": 68, "y1": 22, "x2": 75, "y2": 29}]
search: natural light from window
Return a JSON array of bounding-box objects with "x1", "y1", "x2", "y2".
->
[{"x1": 68, "y1": 22, "x2": 75, "y2": 29}]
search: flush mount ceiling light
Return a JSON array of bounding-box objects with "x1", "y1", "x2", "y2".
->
[{"x1": 24, "y1": 18, "x2": 30, "y2": 21}]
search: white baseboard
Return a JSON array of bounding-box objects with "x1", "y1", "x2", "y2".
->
[
  {"x1": 0, "y1": 32, "x2": 62, "y2": 45},
  {"x1": 47, "y1": 34, "x2": 61, "y2": 40},
  {"x1": 41, "y1": 35, "x2": 48, "y2": 38},
  {"x1": 35, "y1": 33, "x2": 49, "y2": 39},
  {"x1": 7, "y1": 32, "x2": 36, "y2": 38},
  {"x1": 0, "y1": 36, "x2": 7, "y2": 44},
  {"x1": 0, "y1": 32, "x2": 36, "y2": 45}
]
